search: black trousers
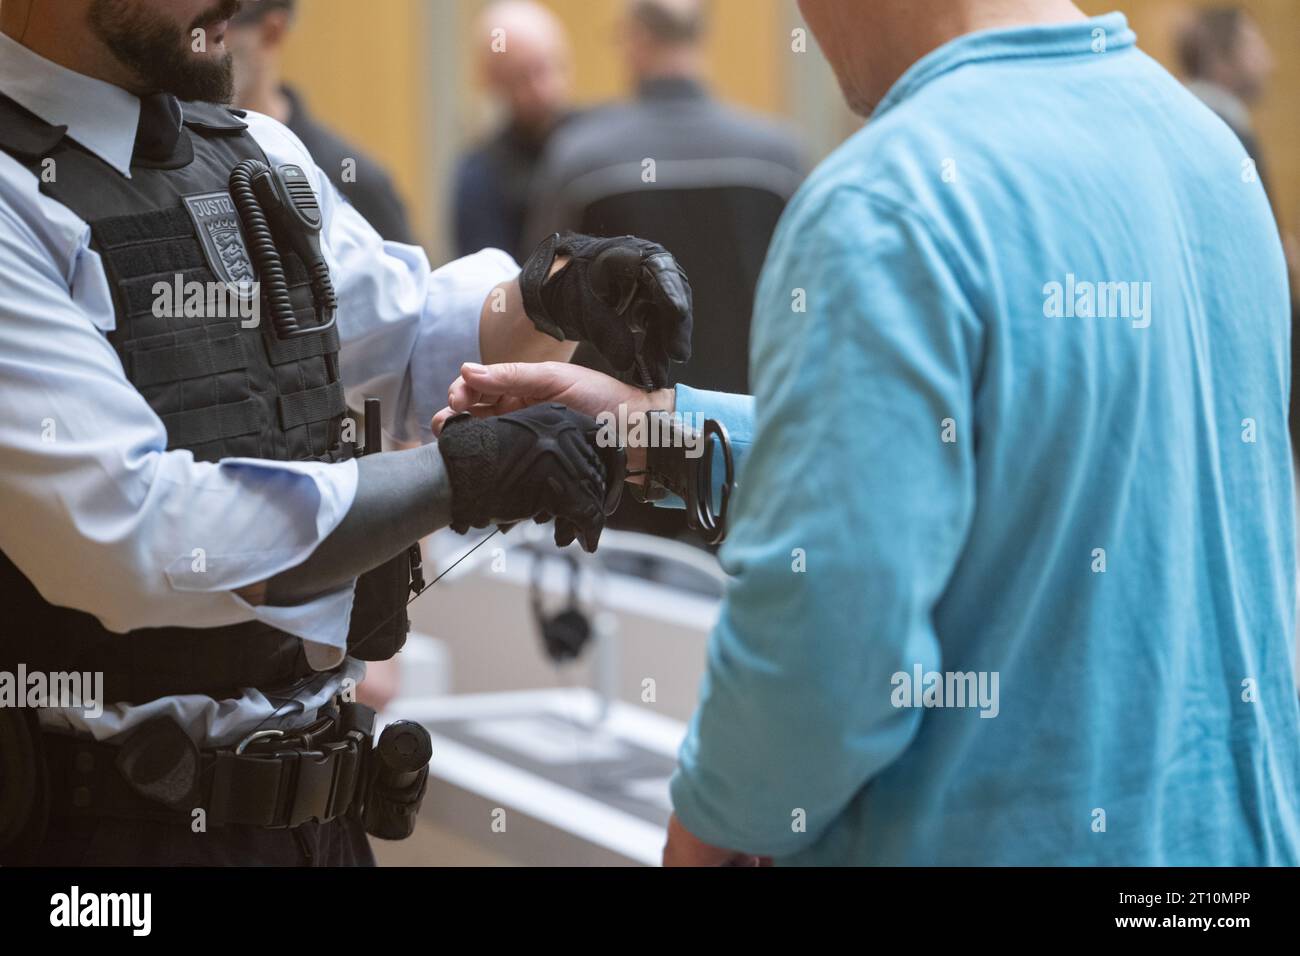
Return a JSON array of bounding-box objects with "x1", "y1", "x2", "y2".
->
[{"x1": 18, "y1": 813, "x2": 376, "y2": 867}]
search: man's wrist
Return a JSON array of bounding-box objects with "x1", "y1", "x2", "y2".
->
[
  {"x1": 624, "y1": 387, "x2": 676, "y2": 476},
  {"x1": 478, "y1": 277, "x2": 576, "y2": 365}
]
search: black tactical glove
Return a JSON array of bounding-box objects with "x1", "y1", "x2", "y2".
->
[
  {"x1": 438, "y1": 404, "x2": 626, "y2": 552},
  {"x1": 519, "y1": 233, "x2": 693, "y2": 388}
]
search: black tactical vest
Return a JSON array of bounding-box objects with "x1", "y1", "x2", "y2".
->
[{"x1": 0, "y1": 94, "x2": 410, "y2": 704}]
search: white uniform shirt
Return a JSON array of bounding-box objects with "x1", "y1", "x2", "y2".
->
[{"x1": 0, "y1": 32, "x2": 517, "y2": 745}]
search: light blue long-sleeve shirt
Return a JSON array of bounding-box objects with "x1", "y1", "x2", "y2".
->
[{"x1": 667, "y1": 13, "x2": 1300, "y2": 865}]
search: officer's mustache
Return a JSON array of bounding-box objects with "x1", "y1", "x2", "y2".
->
[{"x1": 191, "y1": 0, "x2": 243, "y2": 35}]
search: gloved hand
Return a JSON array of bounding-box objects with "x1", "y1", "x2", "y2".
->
[
  {"x1": 437, "y1": 403, "x2": 626, "y2": 552},
  {"x1": 519, "y1": 233, "x2": 693, "y2": 388}
]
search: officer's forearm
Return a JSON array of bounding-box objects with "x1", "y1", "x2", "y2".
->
[
  {"x1": 478, "y1": 276, "x2": 577, "y2": 366},
  {"x1": 239, "y1": 444, "x2": 451, "y2": 607}
]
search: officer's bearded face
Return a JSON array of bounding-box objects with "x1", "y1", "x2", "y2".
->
[{"x1": 88, "y1": 0, "x2": 242, "y2": 103}]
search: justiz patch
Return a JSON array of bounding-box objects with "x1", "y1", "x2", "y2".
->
[{"x1": 182, "y1": 191, "x2": 256, "y2": 288}]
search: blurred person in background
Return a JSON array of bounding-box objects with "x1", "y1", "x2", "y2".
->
[
  {"x1": 1177, "y1": 5, "x2": 1275, "y2": 194},
  {"x1": 228, "y1": 0, "x2": 415, "y2": 244},
  {"x1": 526, "y1": 0, "x2": 804, "y2": 397},
  {"x1": 1176, "y1": 6, "x2": 1300, "y2": 452},
  {"x1": 453, "y1": 0, "x2": 577, "y2": 262},
  {"x1": 525, "y1": 0, "x2": 803, "y2": 542}
]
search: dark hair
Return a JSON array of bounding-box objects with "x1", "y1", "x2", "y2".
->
[
  {"x1": 629, "y1": 0, "x2": 707, "y2": 45},
  {"x1": 1176, "y1": 7, "x2": 1246, "y2": 78}
]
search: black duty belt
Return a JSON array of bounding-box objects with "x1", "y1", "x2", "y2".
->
[{"x1": 41, "y1": 710, "x2": 369, "y2": 830}]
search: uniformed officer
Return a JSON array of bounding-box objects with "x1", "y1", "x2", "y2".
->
[{"x1": 0, "y1": 0, "x2": 691, "y2": 866}]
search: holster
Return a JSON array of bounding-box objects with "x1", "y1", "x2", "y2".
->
[
  {"x1": 346, "y1": 548, "x2": 412, "y2": 661},
  {"x1": 345, "y1": 396, "x2": 422, "y2": 662}
]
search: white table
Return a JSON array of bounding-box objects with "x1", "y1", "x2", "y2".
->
[{"x1": 388, "y1": 688, "x2": 687, "y2": 866}]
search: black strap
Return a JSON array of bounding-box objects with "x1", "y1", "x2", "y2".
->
[
  {"x1": 133, "y1": 94, "x2": 184, "y2": 164},
  {"x1": 0, "y1": 93, "x2": 67, "y2": 161},
  {"x1": 92, "y1": 205, "x2": 197, "y2": 249},
  {"x1": 179, "y1": 100, "x2": 250, "y2": 134},
  {"x1": 278, "y1": 381, "x2": 346, "y2": 430},
  {"x1": 41, "y1": 727, "x2": 364, "y2": 829},
  {"x1": 265, "y1": 322, "x2": 340, "y2": 365},
  {"x1": 130, "y1": 332, "x2": 247, "y2": 386},
  {"x1": 162, "y1": 397, "x2": 262, "y2": 449}
]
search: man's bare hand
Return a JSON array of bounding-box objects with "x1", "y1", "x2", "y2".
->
[
  {"x1": 434, "y1": 361, "x2": 669, "y2": 429},
  {"x1": 433, "y1": 362, "x2": 675, "y2": 474},
  {"x1": 662, "y1": 813, "x2": 767, "y2": 867}
]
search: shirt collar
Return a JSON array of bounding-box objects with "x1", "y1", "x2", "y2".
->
[
  {"x1": 0, "y1": 30, "x2": 142, "y2": 177},
  {"x1": 873, "y1": 12, "x2": 1138, "y2": 119},
  {"x1": 638, "y1": 75, "x2": 708, "y2": 102}
]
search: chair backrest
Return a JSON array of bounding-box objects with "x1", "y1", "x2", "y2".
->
[
  {"x1": 573, "y1": 183, "x2": 789, "y2": 395},
  {"x1": 569, "y1": 183, "x2": 788, "y2": 542}
]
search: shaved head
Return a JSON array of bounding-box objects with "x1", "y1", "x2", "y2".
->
[
  {"x1": 476, "y1": 0, "x2": 572, "y2": 134},
  {"x1": 478, "y1": 0, "x2": 568, "y2": 55}
]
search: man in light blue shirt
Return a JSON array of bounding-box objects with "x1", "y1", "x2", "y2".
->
[{"x1": 438, "y1": 1, "x2": 1300, "y2": 864}]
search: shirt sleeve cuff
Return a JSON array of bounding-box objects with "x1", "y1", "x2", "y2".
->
[
  {"x1": 673, "y1": 384, "x2": 756, "y2": 445},
  {"x1": 670, "y1": 759, "x2": 808, "y2": 859},
  {"x1": 652, "y1": 385, "x2": 756, "y2": 511},
  {"x1": 163, "y1": 457, "x2": 358, "y2": 594},
  {"x1": 402, "y1": 247, "x2": 519, "y2": 444},
  {"x1": 669, "y1": 762, "x2": 772, "y2": 857},
  {"x1": 155, "y1": 456, "x2": 359, "y2": 665},
  {"x1": 227, "y1": 581, "x2": 357, "y2": 667}
]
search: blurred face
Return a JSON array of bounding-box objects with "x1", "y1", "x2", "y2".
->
[
  {"x1": 88, "y1": 0, "x2": 242, "y2": 101},
  {"x1": 1229, "y1": 16, "x2": 1274, "y2": 103},
  {"x1": 486, "y1": 34, "x2": 571, "y2": 133},
  {"x1": 224, "y1": 15, "x2": 274, "y2": 105}
]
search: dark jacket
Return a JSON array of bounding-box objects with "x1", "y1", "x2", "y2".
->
[{"x1": 284, "y1": 85, "x2": 414, "y2": 245}]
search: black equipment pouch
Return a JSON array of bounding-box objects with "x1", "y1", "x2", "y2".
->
[
  {"x1": 629, "y1": 411, "x2": 735, "y2": 545},
  {"x1": 362, "y1": 719, "x2": 432, "y2": 841},
  {"x1": 347, "y1": 548, "x2": 414, "y2": 660},
  {"x1": 343, "y1": 398, "x2": 424, "y2": 660}
]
